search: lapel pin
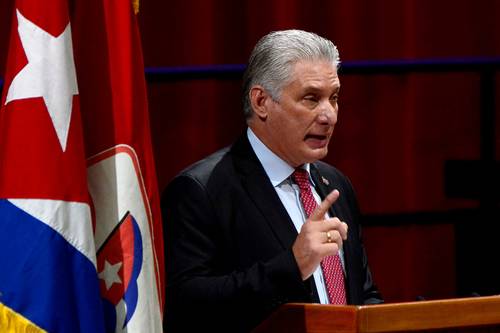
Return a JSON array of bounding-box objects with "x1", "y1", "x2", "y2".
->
[{"x1": 321, "y1": 176, "x2": 330, "y2": 186}]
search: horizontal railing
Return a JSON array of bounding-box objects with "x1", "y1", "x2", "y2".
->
[
  {"x1": 142, "y1": 57, "x2": 500, "y2": 81},
  {"x1": 2, "y1": 57, "x2": 500, "y2": 85}
]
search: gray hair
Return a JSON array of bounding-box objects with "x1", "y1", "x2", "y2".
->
[{"x1": 242, "y1": 29, "x2": 340, "y2": 119}]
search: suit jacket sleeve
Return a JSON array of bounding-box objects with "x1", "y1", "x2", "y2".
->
[{"x1": 162, "y1": 173, "x2": 313, "y2": 332}]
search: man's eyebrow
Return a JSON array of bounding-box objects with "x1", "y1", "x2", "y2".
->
[{"x1": 302, "y1": 85, "x2": 341, "y2": 94}]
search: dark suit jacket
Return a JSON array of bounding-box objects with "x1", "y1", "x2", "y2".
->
[{"x1": 162, "y1": 133, "x2": 382, "y2": 332}]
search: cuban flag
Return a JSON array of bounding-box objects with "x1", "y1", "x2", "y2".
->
[
  {"x1": 0, "y1": 1, "x2": 106, "y2": 332},
  {"x1": 0, "y1": 0, "x2": 164, "y2": 332}
]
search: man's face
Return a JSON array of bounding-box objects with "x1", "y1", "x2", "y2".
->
[{"x1": 260, "y1": 59, "x2": 340, "y2": 167}]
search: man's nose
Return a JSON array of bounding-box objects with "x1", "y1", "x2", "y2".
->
[{"x1": 317, "y1": 101, "x2": 337, "y2": 124}]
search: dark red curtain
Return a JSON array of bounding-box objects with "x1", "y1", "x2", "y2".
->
[{"x1": 1, "y1": 0, "x2": 499, "y2": 302}]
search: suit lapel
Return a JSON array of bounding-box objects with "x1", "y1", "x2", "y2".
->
[
  {"x1": 231, "y1": 134, "x2": 298, "y2": 250},
  {"x1": 310, "y1": 164, "x2": 339, "y2": 218}
]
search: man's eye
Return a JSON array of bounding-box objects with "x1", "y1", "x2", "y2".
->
[
  {"x1": 304, "y1": 96, "x2": 318, "y2": 103},
  {"x1": 330, "y1": 94, "x2": 339, "y2": 102}
]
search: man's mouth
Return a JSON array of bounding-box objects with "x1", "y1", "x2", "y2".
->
[
  {"x1": 305, "y1": 134, "x2": 328, "y2": 141},
  {"x1": 304, "y1": 133, "x2": 330, "y2": 148}
]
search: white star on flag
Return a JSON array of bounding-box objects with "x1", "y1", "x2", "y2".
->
[
  {"x1": 99, "y1": 260, "x2": 123, "y2": 290},
  {"x1": 4, "y1": 9, "x2": 79, "y2": 152}
]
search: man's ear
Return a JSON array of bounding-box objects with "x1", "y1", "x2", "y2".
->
[{"x1": 249, "y1": 85, "x2": 271, "y2": 120}]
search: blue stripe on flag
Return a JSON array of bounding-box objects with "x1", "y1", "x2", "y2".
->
[{"x1": 0, "y1": 199, "x2": 105, "y2": 332}]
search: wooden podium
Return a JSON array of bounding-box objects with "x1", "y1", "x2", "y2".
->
[{"x1": 253, "y1": 296, "x2": 500, "y2": 332}]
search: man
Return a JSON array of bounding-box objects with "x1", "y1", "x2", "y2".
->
[{"x1": 162, "y1": 29, "x2": 382, "y2": 332}]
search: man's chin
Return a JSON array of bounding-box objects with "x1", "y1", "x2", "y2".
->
[{"x1": 304, "y1": 147, "x2": 328, "y2": 163}]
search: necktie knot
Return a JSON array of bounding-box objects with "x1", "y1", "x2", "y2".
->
[
  {"x1": 292, "y1": 168, "x2": 316, "y2": 218},
  {"x1": 292, "y1": 168, "x2": 310, "y2": 191}
]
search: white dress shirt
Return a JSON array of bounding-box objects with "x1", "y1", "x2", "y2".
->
[{"x1": 247, "y1": 128, "x2": 345, "y2": 304}]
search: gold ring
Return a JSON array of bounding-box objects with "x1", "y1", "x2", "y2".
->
[{"x1": 326, "y1": 231, "x2": 332, "y2": 243}]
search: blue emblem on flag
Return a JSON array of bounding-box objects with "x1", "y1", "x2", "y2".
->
[{"x1": 97, "y1": 212, "x2": 143, "y2": 332}]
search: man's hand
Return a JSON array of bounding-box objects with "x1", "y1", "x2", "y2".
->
[{"x1": 292, "y1": 189, "x2": 348, "y2": 280}]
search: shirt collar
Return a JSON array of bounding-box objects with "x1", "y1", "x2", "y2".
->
[{"x1": 247, "y1": 128, "x2": 312, "y2": 187}]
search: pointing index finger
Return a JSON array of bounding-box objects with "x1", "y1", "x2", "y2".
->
[{"x1": 309, "y1": 189, "x2": 339, "y2": 221}]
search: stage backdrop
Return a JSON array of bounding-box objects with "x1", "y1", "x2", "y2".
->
[{"x1": 1, "y1": 0, "x2": 499, "y2": 302}]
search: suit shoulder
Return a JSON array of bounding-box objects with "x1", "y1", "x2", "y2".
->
[{"x1": 175, "y1": 146, "x2": 231, "y2": 187}]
